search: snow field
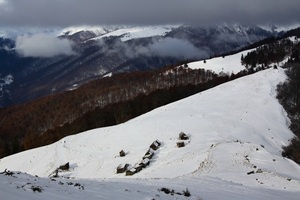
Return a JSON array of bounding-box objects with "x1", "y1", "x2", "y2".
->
[
  {"x1": 1, "y1": 68, "x2": 299, "y2": 178},
  {"x1": 1, "y1": 67, "x2": 300, "y2": 199}
]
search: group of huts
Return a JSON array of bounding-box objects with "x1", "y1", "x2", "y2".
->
[
  {"x1": 117, "y1": 132, "x2": 190, "y2": 176},
  {"x1": 49, "y1": 162, "x2": 70, "y2": 178},
  {"x1": 49, "y1": 132, "x2": 190, "y2": 178},
  {"x1": 117, "y1": 140, "x2": 161, "y2": 176},
  {"x1": 177, "y1": 132, "x2": 190, "y2": 148}
]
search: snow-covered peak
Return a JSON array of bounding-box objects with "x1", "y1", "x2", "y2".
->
[
  {"x1": 0, "y1": 27, "x2": 60, "y2": 39},
  {"x1": 275, "y1": 23, "x2": 300, "y2": 32},
  {"x1": 57, "y1": 25, "x2": 180, "y2": 42},
  {"x1": 88, "y1": 25, "x2": 180, "y2": 42},
  {"x1": 259, "y1": 23, "x2": 300, "y2": 33},
  {"x1": 217, "y1": 23, "x2": 251, "y2": 32},
  {"x1": 58, "y1": 25, "x2": 124, "y2": 36},
  {"x1": 1, "y1": 23, "x2": 299, "y2": 41}
]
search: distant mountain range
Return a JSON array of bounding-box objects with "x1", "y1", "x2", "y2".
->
[{"x1": 0, "y1": 24, "x2": 295, "y2": 107}]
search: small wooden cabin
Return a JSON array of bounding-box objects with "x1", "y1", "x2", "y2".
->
[
  {"x1": 126, "y1": 168, "x2": 137, "y2": 176},
  {"x1": 58, "y1": 162, "x2": 69, "y2": 171},
  {"x1": 143, "y1": 151, "x2": 154, "y2": 160},
  {"x1": 177, "y1": 141, "x2": 185, "y2": 148},
  {"x1": 139, "y1": 158, "x2": 150, "y2": 168},
  {"x1": 135, "y1": 164, "x2": 143, "y2": 173},
  {"x1": 179, "y1": 132, "x2": 189, "y2": 140},
  {"x1": 117, "y1": 164, "x2": 129, "y2": 174},
  {"x1": 119, "y1": 150, "x2": 126, "y2": 157},
  {"x1": 150, "y1": 140, "x2": 161, "y2": 150}
]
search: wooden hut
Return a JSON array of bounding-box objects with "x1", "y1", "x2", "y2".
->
[
  {"x1": 150, "y1": 140, "x2": 161, "y2": 150},
  {"x1": 58, "y1": 162, "x2": 69, "y2": 171},
  {"x1": 179, "y1": 132, "x2": 189, "y2": 140},
  {"x1": 126, "y1": 168, "x2": 137, "y2": 176},
  {"x1": 116, "y1": 164, "x2": 129, "y2": 174},
  {"x1": 155, "y1": 140, "x2": 162, "y2": 146},
  {"x1": 119, "y1": 150, "x2": 126, "y2": 157},
  {"x1": 177, "y1": 141, "x2": 185, "y2": 148},
  {"x1": 143, "y1": 151, "x2": 154, "y2": 160},
  {"x1": 134, "y1": 164, "x2": 143, "y2": 173},
  {"x1": 139, "y1": 158, "x2": 150, "y2": 168}
]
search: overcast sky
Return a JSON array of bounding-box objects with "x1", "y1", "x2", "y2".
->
[{"x1": 0, "y1": 0, "x2": 299, "y2": 27}]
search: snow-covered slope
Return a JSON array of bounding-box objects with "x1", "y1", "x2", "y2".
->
[
  {"x1": 59, "y1": 26, "x2": 119, "y2": 36},
  {"x1": 187, "y1": 49, "x2": 252, "y2": 74},
  {"x1": 2, "y1": 170, "x2": 299, "y2": 200},
  {"x1": 1, "y1": 169, "x2": 299, "y2": 200},
  {"x1": 1, "y1": 67, "x2": 300, "y2": 196},
  {"x1": 57, "y1": 25, "x2": 180, "y2": 42},
  {"x1": 0, "y1": 27, "x2": 59, "y2": 39},
  {"x1": 88, "y1": 25, "x2": 179, "y2": 42},
  {"x1": 187, "y1": 45, "x2": 292, "y2": 75}
]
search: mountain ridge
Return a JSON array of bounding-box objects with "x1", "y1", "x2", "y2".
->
[{"x1": 0, "y1": 23, "x2": 276, "y2": 108}]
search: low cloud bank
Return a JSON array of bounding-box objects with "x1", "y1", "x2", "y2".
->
[
  {"x1": 15, "y1": 34, "x2": 75, "y2": 58},
  {"x1": 148, "y1": 38, "x2": 208, "y2": 59},
  {"x1": 96, "y1": 37, "x2": 208, "y2": 60}
]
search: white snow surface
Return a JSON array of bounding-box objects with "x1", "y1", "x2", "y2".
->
[
  {"x1": 58, "y1": 25, "x2": 123, "y2": 36},
  {"x1": 0, "y1": 25, "x2": 178, "y2": 41},
  {"x1": 187, "y1": 49, "x2": 252, "y2": 74},
  {"x1": 1, "y1": 68, "x2": 300, "y2": 199},
  {"x1": 187, "y1": 45, "x2": 292, "y2": 75},
  {"x1": 89, "y1": 25, "x2": 179, "y2": 42}
]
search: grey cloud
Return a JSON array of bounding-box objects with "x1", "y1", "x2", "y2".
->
[
  {"x1": 96, "y1": 38, "x2": 139, "y2": 59},
  {"x1": 15, "y1": 34, "x2": 76, "y2": 57},
  {"x1": 148, "y1": 38, "x2": 208, "y2": 59},
  {"x1": 96, "y1": 37, "x2": 207, "y2": 60},
  {"x1": 0, "y1": 0, "x2": 299, "y2": 27},
  {"x1": 0, "y1": 0, "x2": 5, "y2": 6}
]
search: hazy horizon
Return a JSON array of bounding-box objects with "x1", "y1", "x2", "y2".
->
[{"x1": 0, "y1": 0, "x2": 299, "y2": 28}]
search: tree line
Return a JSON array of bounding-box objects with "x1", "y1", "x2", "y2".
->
[
  {"x1": 277, "y1": 60, "x2": 300, "y2": 164},
  {"x1": 0, "y1": 60, "x2": 256, "y2": 158},
  {"x1": 241, "y1": 38, "x2": 296, "y2": 69},
  {"x1": 240, "y1": 33, "x2": 300, "y2": 164},
  {"x1": 0, "y1": 65, "x2": 215, "y2": 157}
]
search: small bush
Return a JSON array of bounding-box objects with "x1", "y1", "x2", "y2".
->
[
  {"x1": 183, "y1": 188, "x2": 191, "y2": 197},
  {"x1": 282, "y1": 137, "x2": 300, "y2": 164},
  {"x1": 31, "y1": 186, "x2": 43, "y2": 193},
  {"x1": 160, "y1": 187, "x2": 171, "y2": 194}
]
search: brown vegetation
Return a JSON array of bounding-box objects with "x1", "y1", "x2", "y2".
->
[{"x1": 277, "y1": 61, "x2": 300, "y2": 164}]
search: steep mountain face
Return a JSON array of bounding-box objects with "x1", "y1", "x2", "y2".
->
[
  {"x1": 0, "y1": 24, "x2": 275, "y2": 107},
  {"x1": 166, "y1": 24, "x2": 272, "y2": 54}
]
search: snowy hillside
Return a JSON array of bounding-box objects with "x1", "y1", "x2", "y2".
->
[
  {"x1": 187, "y1": 49, "x2": 252, "y2": 74},
  {"x1": 187, "y1": 45, "x2": 292, "y2": 75},
  {"x1": 88, "y1": 25, "x2": 179, "y2": 42},
  {"x1": 59, "y1": 26, "x2": 119, "y2": 36},
  {"x1": 1, "y1": 67, "x2": 300, "y2": 199}
]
